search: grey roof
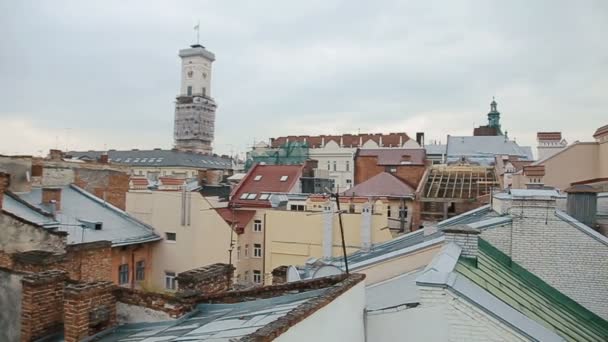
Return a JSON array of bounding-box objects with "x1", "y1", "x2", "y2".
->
[
  {"x1": 424, "y1": 144, "x2": 447, "y2": 155},
  {"x1": 366, "y1": 268, "x2": 423, "y2": 310},
  {"x1": 416, "y1": 243, "x2": 564, "y2": 342},
  {"x1": 3, "y1": 192, "x2": 59, "y2": 227},
  {"x1": 446, "y1": 136, "x2": 533, "y2": 160},
  {"x1": 94, "y1": 288, "x2": 327, "y2": 341},
  {"x1": 15, "y1": 185, "x2": 160, "y2": 246},
  {"x1": 436, "y1": 204, "x2": 499, "y2": 228},
  {"x1": 68, "y1": 149, "x2": 232, "y2": 169}
]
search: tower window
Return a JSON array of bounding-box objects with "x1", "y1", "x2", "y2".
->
[
  {"x1": 187, "y1": 86, "x2": 192, "y2": 96},
  {"x1": 202, "y1": 87, "x2": 206, "y2": 96}
]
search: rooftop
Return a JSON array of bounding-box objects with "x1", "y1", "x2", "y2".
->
[
  {"x1": 342, "y1": 172, "x2": 415, "y2": 198},
  {"x1": 420, "y1": 165, "x2": 498, "y2": 199},
  {"x1": 230, "y1": 164, "x2": 303, "y2": 207},
  {"x1": 12, "y1": 185, "x2": 160, "y2": 246},
  {"x1": 357, "y1": 148, "x2": 426, "y2": 165},
  {"x1": 68, "y1": 149, "x2": 232, "y2": 170},
  {"x1": 270, "y1": 132, "x2": 412, "y2": 149},
  {"x1": 446, "y1": 135, "x2": 533, "y2": 164}
]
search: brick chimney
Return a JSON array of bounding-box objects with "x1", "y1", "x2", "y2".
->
[
  {"x1": 49, "y1": 149, "x2": 64, "y2": 161},
  {"x1": 20, "y1": 270, "x2": 67, "y2": 341},
  {"x1": 443, "y1": 225, "x2": 480, "y2": 259},
  {"x1": 98, "y1": 152, "x2": 109, "y2": 164},
  {"x1": 176, "y1": 263, "x2": 235, "y2": 295},
  {"x1": 42, "y1": 187, "x2": 62, "y2": 212},
  {"x1": 0, "y1": 171, "x2": 9, "y2": 209},
  {"x1": 63, "y1": 281, "x2": 117, "y2": 342}
]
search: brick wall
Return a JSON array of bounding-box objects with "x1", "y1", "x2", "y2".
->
[
  {"x1": 444, "y1": 227, "x2": 480, "y2": 258},
  {"x1": 64, "y1": 241, "x2": 112, "y2": 282},
  {"x1": 0, "y1": 171, "x2": 10, "y2": 208},
  {"x1": 111, "y1": 243, "x2": 155, "y2": 288},
  {"x1": 354, "y1": 156, "x2": 426, "y2": 187},
  {"x1": 418, "y1": 286, "x2": 527, "y2": 341},
  {"x1": 271, "y1": 265, "x2": 288, "y2": 284},
  {"x1": 74, "y1": 169, "x2": 130, "y2": 210},
  {"x1": 20, "y1": 270, "x2": 67, "y2": 342},
  {"x1": 176, "y1": 263, "x2": 235, "y2": 295},
  {"x1": 64, "y1": 281, "x2": 117, "y2": 342}
]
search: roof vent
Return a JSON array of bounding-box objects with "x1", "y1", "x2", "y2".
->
[{"x1": 79, "y1": 219, "x2": 103, "y2": 230}]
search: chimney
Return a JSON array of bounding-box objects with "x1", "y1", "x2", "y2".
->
[
  {"x1": 443, "y1": 225, "x2": 480, "y2": 259},
  {"x1": 360, "y1": 202, "x2": 372, "y2": 252},
  {"x1": 42, "y1": 187, "x2": 62, "y2": 212},
  {"x1": 303, "y1": 159, "x2": 318, "y2": 177},
  {"x1": 0, "y1": 171, "x2": 9, "y2": 209},
  {"x1": 322, "y1": 204, "x2": 334, "y2": 260},
  {"x1": 176, "y1": 263, "x2": 235, "y2": 295},
  {"x1": 63, "y1": 281, "x2": 117, "y2": 342},
  {"x1": 49, "y1": 149, "x2": 64, "y2": 161},
  {"x1": 98, "y1": 152, "x2": 109, "y2": 164},
  {"x1": 416, "y1": 132, "x2": 425, "y2": 147},
  {"x1": 271, "y1": 265, "x2": 289, "y2": 284},
  {"x1": 565, "y1": 185, "x2": 599, "y2": 228}
]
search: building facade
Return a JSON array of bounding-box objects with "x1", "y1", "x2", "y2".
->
[
  {"x1": 537, "y1": 131, "x2": 568, "y2": 161},
  {"x1": 174, "y1": 44, "x2": 217, "y2": 154}
]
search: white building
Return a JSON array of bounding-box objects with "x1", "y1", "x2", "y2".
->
[
  {"x1": 174, "y1": 44, "x2": 217, "y2": 154},
  {"x1": 536, "y1": 131, "x2": 568, "y2": 161}
]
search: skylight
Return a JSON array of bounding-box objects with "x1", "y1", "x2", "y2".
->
[
  {"x1": 240, "y1": 193, "x2": 249, "y2": 199},
  {"x1": 141, "y1": 158, "x2": 147, "y2": 162},
  {"x1": 247, "y1": 193, "x2": 258, "y2": 200},
  {"x1": 259, "y1": 194, "x2": 270, "y2": 200},
  {"x1": 254, "y1": 175, "x2": 263, "y2": 181},
  {"x1": 280, "y1": 176, "x2": 289, "y2": 182}
]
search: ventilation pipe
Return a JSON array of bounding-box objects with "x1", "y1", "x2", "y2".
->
[
  {"x1": 360, "y1": 202, "x2": 372, "y2": 252},
  {"x1": 322, "y1": 204, "x2": 333, "y2": 260}
]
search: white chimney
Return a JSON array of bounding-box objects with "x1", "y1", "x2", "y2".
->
[
  {"x1": 322, "y1": 204, "x2": 333, "y2": 260},
  {"x1": 360, "y1": 202, "x2": 372, "y2": 252}
]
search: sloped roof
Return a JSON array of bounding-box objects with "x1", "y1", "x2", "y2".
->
[
  {"x1": 343, "y1": 172, "x2": 415, "y2": 197},
  {"x1": 447, "y1": 136, "x2": 533, "y2": 160},
  {"x1": 15, "y1": 185, "x2": 160, "y2": 246},
  {"x1": 537, "y1": 132, "x2": 563, "y2": 141},
  {"x1": 215, "y1": 208, "x2": 256, "y2": 230},
  {"x1": 68, "y1": 149, "x2": 232, "y2": 169},
  {"x1": 231, "y1": 164, "x2": 303, "y2": 207},
  {"x1": 2, "y1": 192, "x2": 59, "y2": 227},
  {"x1": 158, "y1": 177, "x2": 186, "y2": 186},
  {"x1": 457, "y1": 239, "x2": 608, "y2": 341},
  {"x1": 357, "y1": 149, "x2": 426, "y2": 165},
  {"x1": 593, "y1": 124, "x2": 608, "y2": 138},
  {"x1": 271, "y1": 132, "x2": 411, "y2": 148}
]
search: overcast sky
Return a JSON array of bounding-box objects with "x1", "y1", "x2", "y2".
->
[{"x1": 1, "y1": 0, "x2": 606, "y2": 158}]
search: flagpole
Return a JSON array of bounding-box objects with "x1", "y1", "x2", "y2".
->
[{"x1": 196, "y1": 20, "x2": 200, "y2": 45}]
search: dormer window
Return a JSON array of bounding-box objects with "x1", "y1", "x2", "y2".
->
[
  {"x1": 254, "y1": 175, "x2": 263, "y2": 181},
  {"x1": 247, "y1": 193, "x2": 257, "y2": 200},
  {"x1": 280, "y1": 176, "x2": 288, "y2": 182}
]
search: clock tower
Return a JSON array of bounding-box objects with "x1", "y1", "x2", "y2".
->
[{"x1": 173, "y1": 44, "x2": 217, "y2": 155}]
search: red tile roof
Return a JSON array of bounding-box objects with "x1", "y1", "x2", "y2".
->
[
  {"x1": 537, "y1": 132, "x2": 562, "y2": 141},
  {"x1": 343, "y1": 172, "x2": 415, "y2": 197},
  {"x1": 230, "y1": 164, "x2": 303, "y2": 207},
  {"x1": 357, "y1": 149, "x2": 426, "y2": 165},
  {"x1": 523, "y1": 165, "x2": 545, "y2": 177},
  {"x1": 270, "y1": 133, "x2": 412, "y2": 148},
  {"x1": 216, "y1": 208, "x2": 256, "y2": 231},
  {"x1": 130, "y1": 177, "x2": 149, "y2": 186},
  {"x1": 158, "y1": 177, "x2": 186, "y2": 186}
]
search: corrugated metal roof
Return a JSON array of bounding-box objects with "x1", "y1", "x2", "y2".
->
[
  {"x1": 94, "y1": 288, "x2": 328, "y2": 341},
  {"x1": 68, "y1": 149, "x2": 232, "y2": 169},
  {"x1": 15, "y1": 185, "x2": 160, "y2": 246},
  {"x1": 446, "y1": 136, "x2": 533, "y2": 160}
]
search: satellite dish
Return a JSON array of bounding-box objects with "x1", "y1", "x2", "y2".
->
[
  {"x1": 286, "y1": 266, "x2": 301, "y2": 283},
  {"x1": 311, "y1": 265, "x2": 343, "y2": 279}
]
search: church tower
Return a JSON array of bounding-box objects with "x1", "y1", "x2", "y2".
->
[
  {"x1": 173, "y1": 43, "x2": 217, "y2": 154},
  {"x1": 487, "y1": 98, "x2": 502, "y2": 134}
]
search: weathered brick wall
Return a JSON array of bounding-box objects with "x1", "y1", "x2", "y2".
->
[
  {"x1": 444, "y1": 228, "x2": 480, "y2": 258},
  {"x1": 74, "y1": 169, "x2": 130, "y2": 210},
  {"x1": 480, "y1": 223, "x2": 513, "y2": 257},
  {"x1": 64, "y1": 241, "x2": 112, "y2": 282},
  {"x1": 0, "y1": 211, "x2": 66, "y2": 254},
  {"x1": 0, "y1": 171, "x2": 9, "y2": 209},
  {"x1": 176, "y1": 263, "x2": 235, "y2": 295},
  {"x1": 20, "y1": 270, "x2": 66, "y2": 342},
  {"x1": 41, "y1": 166, "x2": 74, "y2": 187},
  {"x1": 354, "y1": 156, "x2": 426, "y2": 187},
  {"x1": 271, "y1": 266, "x2": 288, "y2": 284},
  {"x1": 0, "y1": 157, "x2": 31, "y2": 193},
  {"x1": 419, "y1": 286, "x2": 527, "y2": 341},
  {"x1": 114, "y1": 288, "x2": 191, "y2": 318},
  {"x1": 64, "y1": 281, "x2": 117, "y2": 342}
]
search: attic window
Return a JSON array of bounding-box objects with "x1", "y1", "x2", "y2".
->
[
  {"x1": 259, "y1": 194, "x2": 270, "y2": 200},
  {"x1": 254, "y1": 175, "x2": 263, "y2": 181},
  {"x1": 240, "y1": 193, "x2": 249, "y2": 199},
  {"x1": 247, "y1": 193, "x2": 258, "y2": 200},
  {"x1": 280, "y1": 176, "x2": 289, "y2": 182}
]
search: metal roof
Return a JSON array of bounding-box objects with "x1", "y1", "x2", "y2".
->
[
  {"x1": 68, "y1": 150, "x2": 232, "y2": 169},
  {"x1": 446, "y1": 136, "x2": 533, "y2": 161},
  {"x1": 366, "y1": 268, "x2": 423, "y2": 310},
  {"x1": 14, "y1": 185, "x2": 160, "y2": 246},
  {"x1": 94, "y1": 288, "x2": 327, "y2": 341},
  {"x1": 3, "y1": 192, "x2": 59, "y2": 228},
  {"x1": 424, "y1": 144, "x2": 447, "y2": 155}
]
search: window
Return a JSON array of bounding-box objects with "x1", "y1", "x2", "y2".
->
[
  {"x1": 135, "y1": 260, "x2": 145, "y2": 281},
  {"x1": 119, "y1": 264, "x2": 129, "y2": 285},
  {"x1": 290, "y1": 205, "x2": 305, "y2": 211},
  {"x1": 254, "y1": 243, "x2": 262, "y2": 258},
  {"x1": 240, "y1": 192, "x2": 249, "y2": 199},
  {"x1": 254, "y1": 175, "x2": 263, "y2": 181},
  {"x1": 253, "y1": 220, "x2": 262, "y2": 232},
  {"x1": 280, "y1": 175, "x2": 288, "y2": 182},
  {"x1": 246, "y1": 193, "x2": 257, "y2": 200},
  {"x1": 237, "y1": 246, "x2": 241, "y2": 261},
  {"x1": 346, "y1": 179, "x2": 352, "y2": 184},
  {"x1": 333, "y1": 161, "x2": 337, "y2": 171},
  {"x1": 346, "y1": 161, "x2": 350, "y2": 171},
  {"x1": 187, "y1": 86, "x2": 192, "y2": 96},
  {"x1": 259, "y1": 193, "x2": 270, "y2": 200},
  {"x1": 202, "y1": 87, "x2": 206, "y2": 96},
  {"x1": 253, "y1": 270, "x2": 262, "y2": 284},
  {"x1": 166, "y1": 232, "x2": 176, "y2": 242},
  {"x1": 165, "y1": 271, "x2": 177, "y2": 290},
  {"x1": 327, "y1": 161, "x2": 331, "y2": 170},
  {"x1": 245, "y1": 244, "x2": 249, "y2": 258},
  {"x1": 399, "y1": 206, "x2": 408, "y2": 218},
  {"x1": 387, "y1": 205, "x2": 391, "y2": 217}
]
